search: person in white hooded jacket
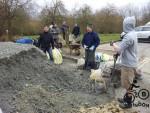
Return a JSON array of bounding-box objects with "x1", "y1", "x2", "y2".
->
[{"x1": 112, "y1": 16, "x2": 138, "y2": 109}]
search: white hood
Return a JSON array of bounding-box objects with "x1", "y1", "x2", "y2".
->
[{"x1": 123, "y1": 16, "x2": 136, "y2": 33}]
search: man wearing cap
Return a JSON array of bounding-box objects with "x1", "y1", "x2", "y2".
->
[{"x1": 82, "y1": 24, "x2": 100, "y2": 70}]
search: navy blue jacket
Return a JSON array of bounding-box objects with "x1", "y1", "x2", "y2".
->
[{"x1": 82, "y1": 31, "x2": 100, "y2": 49}]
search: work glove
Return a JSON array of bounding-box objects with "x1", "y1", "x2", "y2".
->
[
  {"x1": 84, "y1": 45, "x2": 88, "y2": 49},
  {"x1": 89, "y1": 45, "x2": 95, "y2": 51}
]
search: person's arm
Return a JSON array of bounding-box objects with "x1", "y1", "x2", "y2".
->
[
  {"x1": 113, "y1": 36, "x2": 133, "y2": 53},
  {"x1": 95, "y1": 33, "x2": 100, "y2": 48},
  {"x1": 112, "y1": 43, "x2": 120, "y2": 52},
  {"x1": 92, "y1": 33, "x2": 100, "y2": 49},
  {"x1": 88, "y1": 33, "x2": 100, "y2": 51}
]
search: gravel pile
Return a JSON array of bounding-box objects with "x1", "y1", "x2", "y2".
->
[
  {"x1": 0, "y1": 42, "x2": 112, "y2": 113},
  {"x1": 0, "y1": 42, "x2": 43, "y2": 59}
]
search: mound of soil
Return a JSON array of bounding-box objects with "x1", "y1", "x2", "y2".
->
[{"x1": 0, "y1": 42, "x2": 112, "y2": 113}]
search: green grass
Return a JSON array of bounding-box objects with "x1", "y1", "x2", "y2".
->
[
  {"x1": 25, "y1": 34, "x2": 120, "y2": 43},
  {"x1": 25, "y1": 35, "x2": 39, "y2": 40},
  {"x1": 80, "y1": 34, "x2": 120, "y2": 43},
  {"x1": 100, "y1": 34, "x2": 120, "y2": 43}
]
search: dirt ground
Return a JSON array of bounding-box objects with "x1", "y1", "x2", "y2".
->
[
  {"x1": 97, "y1": 43, "x2": 150, "y2": 113},
  {"x1": 0, "y1": 42, "x2": 148, "y2": 113},
  {"x1": 62, "y1": 42, "x2": 150, "y2": 113}
]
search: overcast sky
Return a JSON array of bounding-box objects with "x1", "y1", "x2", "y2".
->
[{"x1": 34, "y1": 0, "x2": 150, "y2": 11}]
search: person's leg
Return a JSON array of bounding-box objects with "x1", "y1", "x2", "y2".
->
[
  {"x1": 89, "y1": 50, "x2": 95, "y2": 69},
  {"x1": 134, "y1": 68, "x2": 143, "y2": 80},
  {"x1": 75, "y1": 35, "x2": 81, "y2": 44},
  {"x1": 41, "y1": 48, "x2": 46, "y2": 53},
  {"x1": 63, "y1": 32, "x2": 66, "y2": 40},
  {"x1": 119, "y1": 66, "x2": 135, "y2": 108},
  {"x1": 84, "y1": 50, "x2": 95, "y2": 70},
  {"x1": 47, "y1": 48, "x2": 53, "y2": 61},
  {"x1": 122, "y1": 67, "x2": 135, "y2": 90},
  {"x1": 84, "y1": 50, "x2": 89, "y2": 70}
]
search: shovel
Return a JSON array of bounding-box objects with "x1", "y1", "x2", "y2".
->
[
  {"x1": 110, "y1": 53, "x2": 120, "y2": 87},
  {"x1": 107, "y1": 53, "x2": 119, "y2": 97}
]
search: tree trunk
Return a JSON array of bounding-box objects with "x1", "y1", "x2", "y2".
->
[{"x1": 7, "y1": 18, "x2": 12, "y2": 41}]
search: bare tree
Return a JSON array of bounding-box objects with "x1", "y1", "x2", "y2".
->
[
  {"x1": 94, "y1": 4, "x2": 123, "y2": 33},
  {"x1": 119, "y1": 4, "x2": 141, "y2": 25},
  {"x1": 0, "y1": 0, "x2": 31, "y2": 39},
  {"x1": 141, "y1": 2, "x2": 150, "y2": 24},
  {"x1": 40, "y1": 0, "x2": 67, "y2": 25},
  {"x1": 73, "y1": 4, "x2": 93, "y2": 33}
]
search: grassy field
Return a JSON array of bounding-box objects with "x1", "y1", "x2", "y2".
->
[
  {"x1": 100, "y1": 34, "x2": 120, "y2": 43},
  {"x1": 25, "y1": 35, "x2": 39, "y2": 40},
  {"x1": 26, "y1": 34, "x2": 120, "y2": 43}
]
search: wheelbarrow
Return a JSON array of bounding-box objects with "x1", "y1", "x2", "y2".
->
[{"x1": 69, "y1": 44, "x2": 81, "y2": 56}]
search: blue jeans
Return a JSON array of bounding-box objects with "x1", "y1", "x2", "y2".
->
[{"x1": 42, "y1": 47, "x2": 53, "y2": 61}]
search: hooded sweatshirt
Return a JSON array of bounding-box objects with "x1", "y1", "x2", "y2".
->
[{"x1": 119, "y1": 16, "x2": 138, "y2": 68}]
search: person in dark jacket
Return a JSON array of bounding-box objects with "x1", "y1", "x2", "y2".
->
[
  {"x1": 61, "y1": 21, "x2": 69, "y2": 40},
  {"x1": 38, "y1": 26, "x2": 54, "y2": 61},
  {"x1": 82, "y1": 24, "x2": 100, "y2": 70},
  {"x1": 72, "y1": 24, "x2": 80, "y2": 38},
  {"x1": 50, "y1": 24, "x2": 60, "y2": 48}
]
